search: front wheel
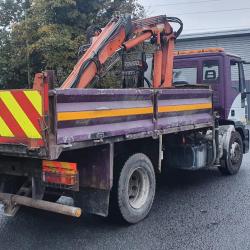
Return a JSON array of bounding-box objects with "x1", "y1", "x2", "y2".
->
[
  {"x1": 218, "y1": 131, "x2": 243, "y2": 175},
  {"x1": 111, "y1": 153, "x2": 156, "y2": 224}
]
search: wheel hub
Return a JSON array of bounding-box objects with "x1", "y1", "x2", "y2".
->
[
  {"x1": 128, "y1": 168, "x2": 150, "y2": 209},
  {"x1": 230, "y1": 141, "x2": 241, "y2": 164}
]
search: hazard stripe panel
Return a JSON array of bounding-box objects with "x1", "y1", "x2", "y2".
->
[
  {"x1": 24, "y1": 91, "x2": 42, "y2": 116},
  {"x1": 0, "y1": 117, "x2": 14, "y2": 137},
  {"x1": 0, "y1": 90, "x2": 43, "y2": 139}
]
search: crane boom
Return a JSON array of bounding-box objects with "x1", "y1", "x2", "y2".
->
[{"x1": 60, "y1": 15, "x2": 183, "y2": 89}]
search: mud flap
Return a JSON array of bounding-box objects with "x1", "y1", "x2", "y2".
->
[{"x1": 75, "y1": 188, "x2": 110, "y2": 217}]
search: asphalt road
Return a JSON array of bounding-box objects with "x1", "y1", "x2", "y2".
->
[{"x1": 0, "y1": 154, "x2": 250, "y2": 249}]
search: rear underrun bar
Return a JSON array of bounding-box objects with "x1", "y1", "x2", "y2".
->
[{"x1": 0, "y1": 193, "x2": 82, "y2": 217}]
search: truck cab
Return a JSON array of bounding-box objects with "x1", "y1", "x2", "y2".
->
[{"x1": 173, "y1": 48, "x2": 248, "y2": 126}]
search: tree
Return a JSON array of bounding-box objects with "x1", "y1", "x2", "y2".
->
[
  {"x1": 0, "y1": 0, "x2": 27, "y2": 29},
  {"x1": 0, "y1": 0, "x2": 144, "y2": 89},
  {"x1": 0, "y1": 0, "x2": 32, "y2": 88}
]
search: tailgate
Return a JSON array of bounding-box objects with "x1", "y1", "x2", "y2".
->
[{"x1": 0, "y1": 73, "x2": 49, "y2": 156}]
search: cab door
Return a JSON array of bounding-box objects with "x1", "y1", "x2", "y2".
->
[
  {"x1": 201, "y1": 57, "x2": 224, "y2": 116},
  {"x1": 227, "y1": 59, "x2": 247, "y2": 124}
]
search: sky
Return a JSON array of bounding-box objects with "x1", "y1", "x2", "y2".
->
[{"x1": 138, "y1": 0, "x2": 250, "y2": 34}]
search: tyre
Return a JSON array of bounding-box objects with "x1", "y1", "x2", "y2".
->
[
  {"x1": 218, "y1": 131, "x2": 243, "y2": 175},
  {"x1": 111, "y1": 153, "x2": 156, "y2": 224}
]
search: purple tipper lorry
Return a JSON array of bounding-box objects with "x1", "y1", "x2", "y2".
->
[{"x1": 0, "y1": 17, "x2": 249, "y2": 224}]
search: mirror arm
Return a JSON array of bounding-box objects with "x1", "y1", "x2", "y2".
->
[{"x1": 242, "y1": 92, "x2": 250, "y2": 99}]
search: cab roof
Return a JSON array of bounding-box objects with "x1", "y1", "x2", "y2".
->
[{"x1": 174, "y1": 48, "x2": 241, "y2": 60}]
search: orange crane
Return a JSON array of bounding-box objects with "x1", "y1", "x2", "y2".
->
[{"x1": 60, "y1": 15, "x2": 183, "y2": 89}]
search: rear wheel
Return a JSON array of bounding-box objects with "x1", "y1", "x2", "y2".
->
[
  {"x1": 111, "y1": 153, "x2": 156, "y2": 224},
  {"x1": 218, "y1": 131, "x2": 243, "y2": 175}
]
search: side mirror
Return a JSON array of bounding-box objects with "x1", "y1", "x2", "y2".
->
[{"x1": 241, "y1": 92, "x2": 250, "y2": 99}]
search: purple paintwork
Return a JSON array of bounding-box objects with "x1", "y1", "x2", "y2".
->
[
  {"x1": 54, "y1": 88, "x2": 213, "y2": 145},
  {"x1": 174, "y1": 51, "x2": 242, "y2": 119}
]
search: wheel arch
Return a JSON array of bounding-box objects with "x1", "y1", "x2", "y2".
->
[
  {"x1": 219, "y1": 119, "x2": 248, "y2": 153},
  {"x1": 114, "y1": 136, "x2": 162, "y2": 173}
]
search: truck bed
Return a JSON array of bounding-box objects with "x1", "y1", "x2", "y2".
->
[{"x1": 0, "y1": 87, "x2": 213, "y2": 159}]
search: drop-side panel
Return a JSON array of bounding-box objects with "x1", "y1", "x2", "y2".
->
[
  {"x1": 55, "y1": 89, "x2": 154, "y2": 144},
  {"x1": 156, "y1": 88, "x2": 213, "y2": 131},
  {"x1": 55, "y1": 88, "x2": 213, "y2": 145}
]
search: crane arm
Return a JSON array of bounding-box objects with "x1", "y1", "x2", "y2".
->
[{"x1": 60, "y1": 15, "x2": 183, "y2": 89}]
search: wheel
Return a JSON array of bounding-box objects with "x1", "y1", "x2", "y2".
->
[
  {"x1": 218, "y1": 131, "x2": 243, "y2": 175},
  {"x1": 110, "y1": 153, "x2": 156, "y2": 224}
]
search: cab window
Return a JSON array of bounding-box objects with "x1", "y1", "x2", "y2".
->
[
  {"x1": 202, "y1": 60, "x2": 219, "y2": 83},
  {"x1": 231, "y1": 60, "x2": 240, "y2": 91},
  {"x1": 173, "y1": 67, "x2": 197, "y2": 85}
]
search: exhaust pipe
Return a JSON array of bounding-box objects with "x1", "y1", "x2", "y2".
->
[{"x1": 0, "y1": 193, "x2": 82, "y2": 218}]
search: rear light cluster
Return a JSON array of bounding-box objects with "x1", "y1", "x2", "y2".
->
[{"x1": 42, "y1": 160, "x2": 79, "y2": 190}]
